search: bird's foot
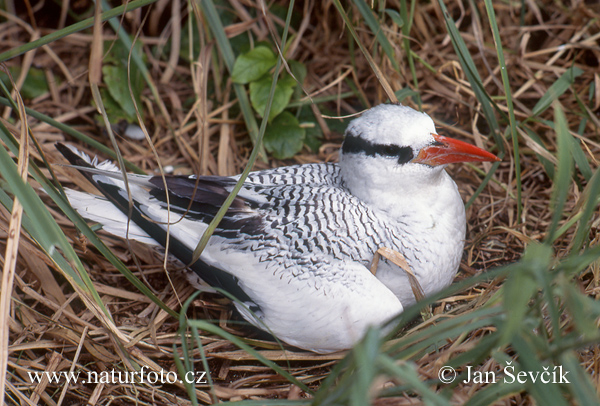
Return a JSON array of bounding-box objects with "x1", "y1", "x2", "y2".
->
[
  {"x1": 370, "y1": 247, "x2": 425, "y2": 302},
  {"x1": 370, "y1": 248, "x2": 432, "y2": 320}
]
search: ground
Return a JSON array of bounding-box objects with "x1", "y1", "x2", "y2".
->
[{"x1": 0, "y1": 1, "x2": 599, "y2": 405}]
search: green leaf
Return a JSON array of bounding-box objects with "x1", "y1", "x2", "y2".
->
[
  {"x1": 0, "y1": 67, "x2": 51, "y2": 99},
  {"x1": 350, "y1": 0, "x2": 398, "y2": 71},
  {"x1": 289, "y1": 60, "x2": 307, "y2": 104},
  {"x1": 249, "y1": 75, "x2": 295, "y2": 121},
  {"x1": 522, "y1": 126, "x2": 555, "y2": 179},
  {"x1": 102, "y1": 65, "x2": 138, "y2": 122},
  {"x1": 546, "y1": 104, "x2": 574, "y2": 243},
  {"x1": 297, "y1": 107, "x2": 323, "y2": 152},
  {"x1": 532, "y1": 66, "x2": 584, "y2": 117},
  {"x1": 501, "y1": 243, "x2": 552, "y2": 344},
  {"x1": 100, "y1": 39, "x2": 145, "y2": 123},
  {"x1": 394, "y1": 86, "x2": 419, "y2": 102},
  {"x1": 199, "y1": 0, "x2": 264, "y2": 156},
  {"x1": 385, "y1": 8, "x2": 404, "y2": 27},
  {"x1": 437, "y1": 0, "x2": 501, "y2": 144},
  {"x1": 572, "y1": 169, "x2": 600, "y2": 251},
  {"x1": 231, "y1": 46, "x2": 277, "y2": 84},
  {"x1": 288, "y1": 59, "x2": 307, "y2": 86},
  {"x1": 263, "y1": 111, "x2": 305, "y2": 159},
  {"x1": 279, "y1": 73, "x2": 296, "y2": 89}
]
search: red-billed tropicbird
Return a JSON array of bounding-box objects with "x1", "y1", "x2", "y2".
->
[{"x1": 56, "y1": 104, "x2": 500, "y2": 353}]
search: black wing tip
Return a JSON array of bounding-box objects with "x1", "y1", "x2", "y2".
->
[
  {"x1": 55, "y1": 142, "x2": 71, "y2": 160},
  {"x1": 55, "y1": 142, "x2": 93, "y2": 169}
]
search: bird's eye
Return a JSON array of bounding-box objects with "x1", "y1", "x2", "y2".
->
[
  {"x1": 397, "y1": 147, "x2": 414, "y2": 164},
  {"x1": 382, "y1": 145, "x2": 399, "y2": 156}
]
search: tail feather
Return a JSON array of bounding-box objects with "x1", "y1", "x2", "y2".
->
[{"x1": 56, "y1": 143, "x2": 254, "y2": 305}]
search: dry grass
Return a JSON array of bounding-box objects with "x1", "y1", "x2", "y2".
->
[{"x1": 1, "y1": 0, "x2": 599, "y2": 405}]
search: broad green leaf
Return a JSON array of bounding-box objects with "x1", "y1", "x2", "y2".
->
[
  {"x1": 231, "y1": 46, "x2": 277, "y2": 84},
  {"x1": 0, "y1": 67, "x2": 51, "y2": 99},
  {"x1": 279, "y1": 73, "x2": 296, "y2": 89},
  {"x1": 289, "y1": 59, "x2": 307, "y2": 104},
  {"x1": 288, "y1": 59, "x2": 307, "y2": 87},
  {"x1": 101, "y1": 40, "x2": 145, "y2": 123},
  {"x1": 297, "y1": 107, "x2": 323, "y2": 152},
  {"x1": 198, "y1": 0, "x2": 263, "y2": 155},
  {"x1": 102, "y1": 65, "x2": 138, "y2": 122},
  {"x1": 532, "y1": 66, "x2": 584, "y2": 117},
  {"x1": 249, "y1": 75, "x2": 295, "y2": 121},
  {"x1": 263, "y1": 111, "x2": 305, "y2": 159}
]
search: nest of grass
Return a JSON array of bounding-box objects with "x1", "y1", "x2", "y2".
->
[{"x1": 1, "y1": 0, "x2": 599, "y2": 404}]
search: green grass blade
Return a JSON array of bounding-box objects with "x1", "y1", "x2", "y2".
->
[
  {"x1": 350, "y1": 328, "x2": 381, "y2": 406},
  {"x1": 350, "y1": 0, "x2": 399, "y2": 71},
  {"x1": 48, "y1": 182, "x2": 178, "y2": 318},
  {"x1": 522, "y1": 126, "x2": 555, "y2": 178},
  {"x1": 0, "y1": 143, "x2": 69, "y2": 266},
  {"x1": 186, "y1": 319, "x2": 312, "y2": 393},
  {"x1": 569, "y1": 134, "x2": 593, "y2": 181},
  {"x1": 557, "y1": 245, "x2": 600, "y2": 278},
  {"x1": 400, "y1": 0, "x2": 421, "y2": 106},
  {"x1": 332, "y1": 0, "x2": 397, "y2": 102},
  {"x1": 571, "y1": 169, "x2": 600, "y2": 250},
  {"x1": 378, "y1": 356, "x2": 449, "y2": 405},
  {"x1": 390, "y1": 308, "x2": 503, "y2": 359},
  {"x1": 0, "y1": 140, "x2": 112, "y2": 319},
  {"x1": 559, "y1": 353, "x2": 599, "y2": 405},
  {"x1": 483, "y1": 0, "x2": 521, "y2": 221},
  {"x1": 199, "y1": 0, "x2": 264, "y2": 156},
  {"x1": 463, "y1": 382, "x2": 523, "y2": 406},
  {"x1": 531, "y1": 66, "x2": 584, "y2": 117},
  {"x1": 511, "y1": 336, "x2": 569, "y2": 406},
  {"x1": 0, "y1": 0, "x2": 156, "y2": 62},
  {"x1": 465, "y1": 160, "x2": 502, "y2": 209},
  {"x1": 191, "y1": 0, "x2": 295, "y2": 263},
  {"x1": 546, "y1": 104, "x2": 573, "y2": 243},
  {"x1": 0, "y1": 119, "x2": 176, "y2": 318},
  {"x1": 437, "y1": 0, "x2": 502, "y2": 148},
  {"x1": 0, "y1": 96, "x2": 144, "y2": 173},
  {"x1": 437, "y1": 0, "x2": 505, "y2": 211},
  {"x1": 500, "y1": 243, "x2": 551, "y2": 345}
]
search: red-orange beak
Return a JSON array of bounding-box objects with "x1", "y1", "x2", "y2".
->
[{"x1": 412, "y1": 134, "x2": 501, "y2": 166}]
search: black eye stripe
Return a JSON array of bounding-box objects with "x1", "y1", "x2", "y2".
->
[{"x1": 342, "y1": 134, "x2": 414, "y2": 164}]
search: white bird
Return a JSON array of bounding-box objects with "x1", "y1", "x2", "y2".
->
[{"x1": 56, "y1": 104, "x2": 499, "y2": 353}]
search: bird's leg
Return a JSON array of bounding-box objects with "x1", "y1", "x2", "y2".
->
[{"x1": 370, "y1": 247, "x2": 426, "y2": 302}]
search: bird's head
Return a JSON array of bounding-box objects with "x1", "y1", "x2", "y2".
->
[{"x1": 339, "y1": 104, "x2": 500, "y2": 207}]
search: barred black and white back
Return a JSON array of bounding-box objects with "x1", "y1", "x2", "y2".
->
[{"x1": 57, "y1": 104, "x2": 499, "y2": 353}]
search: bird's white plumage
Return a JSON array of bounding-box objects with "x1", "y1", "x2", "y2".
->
[
  {"x1": 345, "y1": 103, "x2": 436, "y2": 147},
  {"x1": 59, "y1": 104, "x2": 484, "y2": 353}
]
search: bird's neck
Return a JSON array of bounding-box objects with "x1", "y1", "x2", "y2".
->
[{"x1": 344, "y1": 168, "x2": 453, "y2": 219}]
